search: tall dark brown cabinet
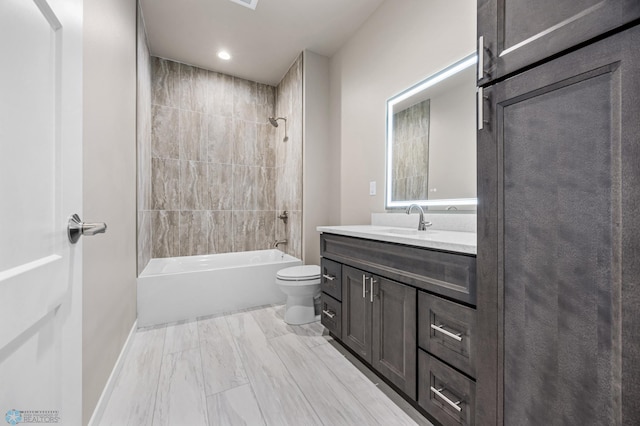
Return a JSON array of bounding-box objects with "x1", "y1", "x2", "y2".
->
[{"x1": 476, "y1": 2, "x2": 640, "y2": 425}]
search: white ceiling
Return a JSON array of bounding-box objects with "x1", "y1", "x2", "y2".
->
[{"x1": 140, "y1": 0, "x2": 385, "y2": 86}]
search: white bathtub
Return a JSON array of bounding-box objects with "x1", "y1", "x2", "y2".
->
[{"x1": 137, "y1": 249, "x2": 302, "y2": 327}]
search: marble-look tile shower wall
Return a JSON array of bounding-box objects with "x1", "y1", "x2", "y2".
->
[
  {"x1": 275, "y1": 54, "x2": 303, "y2": 259},
  {"x1": 392, "y1": 99, "x2": 430, "y2": 202},
  {"x1": 149, "y1": 58, "x2": 278, "y2": 258}
]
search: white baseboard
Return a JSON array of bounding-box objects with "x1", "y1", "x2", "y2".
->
[{"x1": 87, "y1": 319, "x2": 138, "y2": 426}]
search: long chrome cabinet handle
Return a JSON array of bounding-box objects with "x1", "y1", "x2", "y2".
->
[
  {"x1": 370, "y1": 278, "x2": 375, "y2": 303},
  {"x1": 322, "y1": 309, "x2": 335, "y2": 319},
  {"x1": 362, "y1": 275, "x2": 367, "y2": 298},
  {"x1": 477, "y1": 87, "x2": 484, "y2": 131},
  {"x1": 431, "y1": 324, "x2": 463, "y2": 342},
  {"x1": 322, "y1": 274, "x2": 335, "y2": 281},
  {"x1": 430, "y1": 386, "x2": 462, "y2": 412},
  {"x1": 478, "y1": 35, "x2": 484, "y2": 81}
]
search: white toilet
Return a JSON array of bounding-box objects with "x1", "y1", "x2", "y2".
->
[{"x1": 275, "y1": 265, "x2": 321, "y2": 325}]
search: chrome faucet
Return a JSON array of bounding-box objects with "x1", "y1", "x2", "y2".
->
[
  {"x1": 406, "y1": 204, "x2": 432, "y2": 231},
  {"x1": 273, "y1": 239, "x2": 288, "y2": 249}
]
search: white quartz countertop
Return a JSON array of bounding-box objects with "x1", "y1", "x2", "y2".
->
[{"x1": 317, "y1": 225, "x2": 477, "y2": 255}]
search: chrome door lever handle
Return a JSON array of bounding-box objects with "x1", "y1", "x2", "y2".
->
[
  {"x1": 81, "y1": 222, "x2": 107, "y2": 236},
  {"x1": 68, "y1": 214, "x2": 107, "y2": 244}
]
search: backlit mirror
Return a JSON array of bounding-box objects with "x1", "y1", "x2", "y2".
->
[{"x1": 385, "y1": 53, "x2": 477, "y2": 210}]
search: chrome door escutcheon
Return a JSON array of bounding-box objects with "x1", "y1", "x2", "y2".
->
[{"x1": 68, "y1": 214, "x2": 107, "y2": 244}]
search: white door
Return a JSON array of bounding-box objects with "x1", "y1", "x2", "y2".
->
[{"x1": 0, "y1": 0, "x2": 83, "y2": 425}]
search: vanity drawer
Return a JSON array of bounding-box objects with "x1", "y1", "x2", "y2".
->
[
  {"x1": 418, "y1": 350, "x2": 475, "y2": 426},
  {"x1": 321, "y1": 258, "x2": 342, "y2": 301},
  {"x1": 418, "y1": 291, "x2": 476, "y2": 378},
  {"x1": 320, "y1": 293, "x2": 341, "y2": 339}
]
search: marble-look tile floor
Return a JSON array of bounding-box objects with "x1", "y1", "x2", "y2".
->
[{"x1": 98, "y1": 304, "x2": 432, "y2": 426}]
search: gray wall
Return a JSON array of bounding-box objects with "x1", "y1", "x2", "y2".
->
[
  {"x1": 275, "y1": 54, "x2": 304, "y2": 259},
  {"x1": 83, "y1": 0, "x2": 137, "y2": 422},
  {"x1": 329, "y1": 0, "x2": 476, "y2": 224},
  {"x1": 137, "y1": 5, "x2": 152, "y2": 275},
  {"x1": 427, "y1": 78, "x2": 476, "y2": 200},
  {"x1": 302, "y1": 50, "x2": 333, "y2": 265}
]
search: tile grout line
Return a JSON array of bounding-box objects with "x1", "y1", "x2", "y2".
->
[
  {"x1": 194, "y1": 321, "x2": 211, "y2": 426},
  {"x1": 149, "y1": 327, "x2": 169, "y2": 426},
  {"x1": 317, "y1": 341, "x2": 425, "y2": 426},
  {"x1": 245, "y1": 382, "x2": 268, "y2": 426},
  {"x1": 222, "y1": 313, "x2": 269, "y2": 426},
  {"x1": 264, "y1": 324, "x2": 328, "y2": 426},
  {"x1": 306, "y1": 342, "x2": 384, "y2": 424}
]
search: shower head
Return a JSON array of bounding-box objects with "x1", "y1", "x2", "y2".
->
[
  {"x1": 268, "y1": 116, "x2": 286, "y2": 127},
  {"x1": 268, "y1": 117, "x2": 289, "y2": 142}
]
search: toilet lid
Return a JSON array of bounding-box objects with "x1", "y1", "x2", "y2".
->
[{"x1": 276, "y1": 265, "x2": 320, "y2": 281}]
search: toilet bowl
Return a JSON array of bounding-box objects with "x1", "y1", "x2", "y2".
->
[{"x1": 276, "y1": 265, "x2": 321, "y2": 325}]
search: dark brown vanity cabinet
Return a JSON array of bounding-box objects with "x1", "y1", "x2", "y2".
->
[
  {"x1": 320, "y1": 232, "x2": 478, "y2": 422},
  {"x1": 477, "y1": 23, "x2": 640, "y2": 426},
  {"x1": 477, "y1": 0, "x2": 640, "y2": 85},
  {"x1": 342, "y1": 265, "x2": 417, "y2": 399}
]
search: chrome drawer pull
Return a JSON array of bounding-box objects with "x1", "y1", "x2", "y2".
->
[
  {"x1": 322, "y1": 274, "x2": 336, "y2": 281},
  {"x1": 431, "y1": 324, "x2": 463, "y2": 342},
  {"x1": 430, "y1": 386, "x2": 462, "y2": 412},
  {"x1": 322, "y1": 309, "x2": 335, "y2": 319}
]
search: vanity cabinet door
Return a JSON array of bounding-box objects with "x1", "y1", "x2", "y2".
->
[
  {"x1": 477, "y1": 0, "x2": 640, "y2": 85},
  {"x1": 341, "y1": 265, "x2": 372, "y2": 363},
  {"x1": 372, "y1": 276, "x2": 417, "y2": 399},
  {"x1": 477, "y1": 25, "x2": 640, "y2": 426}
]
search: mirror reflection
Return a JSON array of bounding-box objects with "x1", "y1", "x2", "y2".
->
[{"x1": 386, "y1": 53, "x2": 477, "y2": 209}]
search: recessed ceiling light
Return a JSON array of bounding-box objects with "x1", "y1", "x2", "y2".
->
[
  {"x1": 228, "y1": 0, "x2": 259, "y2": 10},
  {"x1": 218, "y1": 51, "x2": 231, "y2": 60}
]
